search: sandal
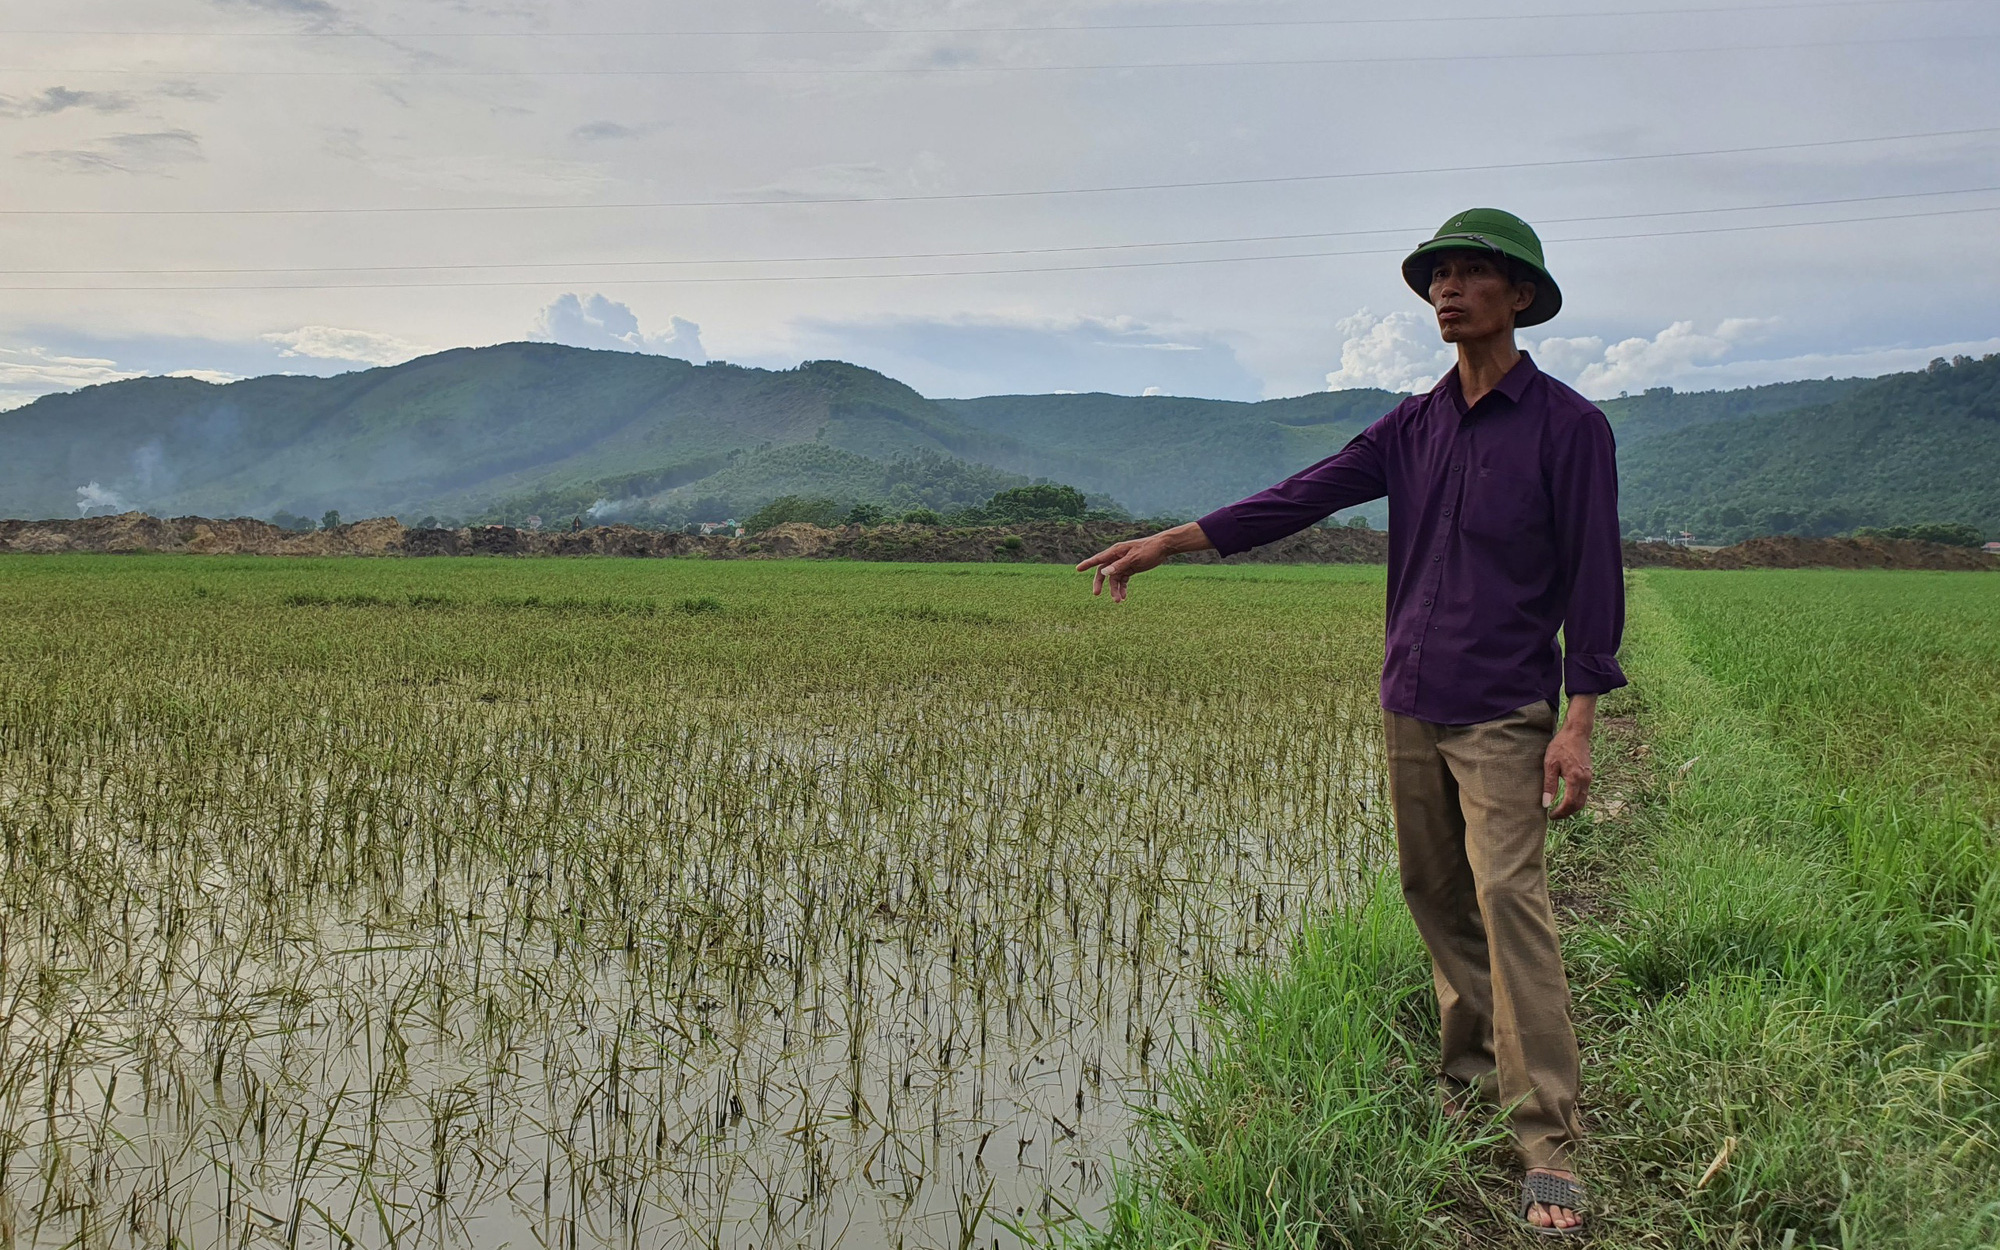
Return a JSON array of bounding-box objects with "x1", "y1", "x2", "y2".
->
[{"x1": 1519, "y1": 1171, "x2": 1586, "y2": 1237}]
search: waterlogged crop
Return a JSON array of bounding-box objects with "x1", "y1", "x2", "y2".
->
[{"x1": 0, "y1": 556, "x2": 1390, "y2": 1249}]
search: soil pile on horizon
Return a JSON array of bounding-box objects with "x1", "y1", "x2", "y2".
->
[{"x1": 3, "y1": 514, "x2": 1991, "y2": 570}]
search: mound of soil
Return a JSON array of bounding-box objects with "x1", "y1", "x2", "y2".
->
[
  {"x1": 4, "y1": 513, "x2": 1989, "y2": 570},
  {"x1": 1623, "y1": 535, "x2": 1996, "y2": 571},
  {"x1": 1620, "y1": 541, "x2": 1711, "y2": 569},
  {"x1": 0, "y1": 513, "x2": 1396, "y2": 565},
  {"x1": 1708, "y1": 535, "x2": 1997, "y2": 570}
]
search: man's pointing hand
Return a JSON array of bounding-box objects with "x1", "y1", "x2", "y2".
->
[{"x1": 1076, "y1": 522, "x2": 1215, "y2": 602}]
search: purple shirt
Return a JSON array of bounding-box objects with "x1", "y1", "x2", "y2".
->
[{"x1": 1197, "y1": 353, "x2": 1626, "y2": 726}]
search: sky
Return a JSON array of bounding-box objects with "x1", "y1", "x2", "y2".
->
[{"x1": 2, "y1": 0, "x2": 1998, "y2": 411}]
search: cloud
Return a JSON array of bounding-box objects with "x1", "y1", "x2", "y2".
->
[
  {"x1": 0, "y1": 87, "x2": 137, "y2": 117},
  {"x1": 1323, "y1": 309, "x2": 1452, "y2": 394},
  {"x1": 25, "y1": 129, "x2": 204, "y2": 175},
  {"x1": 1529, "y1": 323, "x2": 2000, "y2": 397},
  {"x1": 0, "y1": 346, "x2": 143, "y2": 410},
  {"x1": 531, "y1": 294, "x2": 708, "y2": 362},
  {"x1": 262, "y1": 326, "x2": 436, "y2": 366},
  {"x1": 214, "y1": 0, "x2": 343, "y2": 21},
  {"x1": 1321, "y1": 310, "x2": 1910, "y2": 399},
  {"x1": 571, "y1": 121, "x2": 646, "y2": 142},
  {"x1": 1527, "y1": 319, "x2": 1776, "y2": 395}
]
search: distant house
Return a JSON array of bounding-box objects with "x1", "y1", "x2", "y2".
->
[
  {"x1": 697, "y1": 520, "x2": 743, "y2": 537},
  {"x1": 1985, "y1": 541, "x2": 2000, "y2": 554}
]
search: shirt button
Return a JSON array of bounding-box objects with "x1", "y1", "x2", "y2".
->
[
  {"x1": 1451, "y1": 463, "x2": 1463, "y2": 472},
  {"x1": 1443, "y1": 508, "x2": 1453, "y2": 517},
  {"x1": 1423, "y1": 597, "x2": 1433, "y2": 606},
  {"x1": 1432, "y1": 554, "x2": 1441, "y2": 562}
]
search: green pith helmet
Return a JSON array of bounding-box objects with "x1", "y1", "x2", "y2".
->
[{"x1": 1401, "y1": 208, "x2": 1562, "y2": 328}]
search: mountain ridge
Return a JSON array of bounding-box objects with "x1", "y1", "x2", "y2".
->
[{"x1": 2, "y1": 342, "x2": 1993, "y2": 540}]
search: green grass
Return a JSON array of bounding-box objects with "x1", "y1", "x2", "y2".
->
[{"x1": 1096, "y1": 570, "x2": 2000, "y2": 1248}]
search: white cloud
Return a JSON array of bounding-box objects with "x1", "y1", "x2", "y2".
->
[
  {"x1": 1323, "y1": 309, "x2": 1451, "y2": 394},
  {"x1": 1529, "y1": 319, "x2": 1776, "y2": 395},
  {"x1": 531, "y1": 294, "x2": 708, "y2": 362},
  {"x1": 261, "y1": 326, "x2": 435, "y2": 367},
  {"x1": 25, "y1": 129, "x2": 204, "y2": 175},
  {"x1": 1142, "y1": 386, "x2": 1166, "y2": 396},
  {"x1": 1321, "y1": 311, "x2": 1976, "y2": 400},
  {"x1": 0, "y1": 346, "x2": 143, "y2": 409},
  {"x1": 1524, "y1": 320, "x2": 2000, "y2": 397},
  {"x1": 167, "y1": 368, "x2": 240, "y2": 384},
  {"x1": 0, "y1": 87, "x2": 137, "y2": 117}
]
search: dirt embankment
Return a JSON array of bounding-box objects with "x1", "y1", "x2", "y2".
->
[
  {"x1": 0, "y1": 514, "x2": 1394, "y2": 565},
  {"x1": 3, "y1": 513, "x2": 1991, "y2": 570},
  {"x1": 1623, "y1": 535, "x2": 1998, "y2": 571}
]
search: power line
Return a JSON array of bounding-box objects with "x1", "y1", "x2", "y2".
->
[
  {"x1": 2, "y1": 0, "x2": 1974, "y2": 38},
  {"x1": 8, "y1": 32, "x2": 1991, "y2": 76},
  {"x1": 4, "y1": 203, "x2": 1993, "y2": 291},
  {"x1": 7, "y1": 186, "x2": 1996, "y2": 277},
  {"x1": 7, "y1": 126, "x2": 1994, "y2": 218}
]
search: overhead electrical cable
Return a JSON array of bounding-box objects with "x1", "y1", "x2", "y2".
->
[
  {"x1": 5, "y1": 203, "x2": 1994, "y2": 291},
  {"x1": 8, "y1": 32, "x2": 1994, "y2": 75},
  {"x1": 6, "y1": 185, "x2": 1996, "y2": 277},
  {"x1": 3, "y1": 0, "x2": 1976, "y2": 37},
  {"x1": 5, "y1": 126, "x2": 1993, "y2": 218}
]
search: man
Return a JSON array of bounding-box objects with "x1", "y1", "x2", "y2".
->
[{"x1": 1077, "y1": 208, "x2": 1621, "y2": 1235}]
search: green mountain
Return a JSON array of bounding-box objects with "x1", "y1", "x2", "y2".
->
[
  {"x1": 0, "y1": 341, "x2": 1993, "y2": 542},
  {"x1": 0, "y1": 344, "x2": 1031, "y2": 524},
  {"x1": 1595, "y1": 376, "x2": 1869, "y2": 444},
  {"x1": 1618, "y1": 353, "x2": 2000, "y2": 542},
  {"x1": 937, "y1": 389, "x2": 1398, "y2": 518}
]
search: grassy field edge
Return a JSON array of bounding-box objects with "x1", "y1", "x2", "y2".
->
[{"x1": 1082, "y1": 573, "x2": 2000, "y2": 1248}]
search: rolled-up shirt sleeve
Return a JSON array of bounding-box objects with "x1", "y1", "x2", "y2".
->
[
  {"x1": 1550, "y1": 408, "x2": 1627, "y2": 696},
  {"x1": 1196, "y1": 420, "x2": 1390, "y2": 557}
]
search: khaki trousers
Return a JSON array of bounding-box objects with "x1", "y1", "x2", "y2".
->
[{"x1": 1383, "y1": 701, "x2": 1582, "y2": 1171}]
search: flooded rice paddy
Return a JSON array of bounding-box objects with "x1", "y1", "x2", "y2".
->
[{"x1": 0, "y1": 557, "x2": 1389, "y2": 1248}]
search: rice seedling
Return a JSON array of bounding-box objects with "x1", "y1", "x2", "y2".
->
[{"x1": 0, "y1": 555, "x2": 1391, "y2": 1249}]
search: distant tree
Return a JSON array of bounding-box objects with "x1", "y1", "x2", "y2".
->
[
  {"x1": 416, "y1": 515, "x2": 441, "y2": 530},
  {"x1": 271, "y1": 510, "x2": 314, "y2": 532},
  {"x1": 683, "y1": 495, "x2": 734, "y2": 524},
  {"x1": 977, "y1": 484, "x2": 1088, "y2": 523},
  {"x1": 1344, "y1": 515, "x2": 1371, "y2": 530},
  {"x1": 900, "y1": 508, "x2": 944, "y2": 526},
  {"x1": 844, "y1": 502, "x2": 888, "y2": 527},
  {"x1": 744, "y1": 495, "x2": 846, "y2": 533},
  {"x1": 1852, "y1": 522, "x2": 1983, "y2": 547},
  {"x1": 321, "y1": 510, "x2": 342, "y2": 531}
]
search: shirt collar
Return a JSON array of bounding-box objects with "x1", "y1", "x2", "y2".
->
[{"x1": 1439, "y1": 351, "x2": 1541, "y2": 415}]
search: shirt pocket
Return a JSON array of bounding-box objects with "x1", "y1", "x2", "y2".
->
[{"x1": 1460, "y1": 467, "x2": 1546, "y2": 541}]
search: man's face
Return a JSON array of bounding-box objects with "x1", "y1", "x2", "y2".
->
[{"x1": 1426, "y1": 250, "x2": 1535, "y2": 343}]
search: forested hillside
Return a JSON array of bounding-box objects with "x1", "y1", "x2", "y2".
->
[
  {"x1": 1618, "y1": 354, "x2": 2000, "y2": 541},
  {"x1": 0, "y1": 342, "x2": 1992, "y2": 540}
]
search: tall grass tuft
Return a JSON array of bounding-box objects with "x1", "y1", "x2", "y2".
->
[{"x1": 1093, "y1": 885, "x2": 1502, "y2": 1249}]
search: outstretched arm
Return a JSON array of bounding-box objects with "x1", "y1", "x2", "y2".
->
[
  {"x1": 1075, "y1": 416, "x2": 1395, "y2": 602},
  {"x1": 1075, "y1": 522, "x2": 1214, "y2": 602}
]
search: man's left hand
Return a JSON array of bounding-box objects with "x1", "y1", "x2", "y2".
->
[{"x1": 1542, "y1": 725, "x2": 1594, "y2": 820}]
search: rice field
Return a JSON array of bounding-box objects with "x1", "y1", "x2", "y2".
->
[{"x1": 0, "y1": 556, "x2": 1391, "y2": 1249}]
